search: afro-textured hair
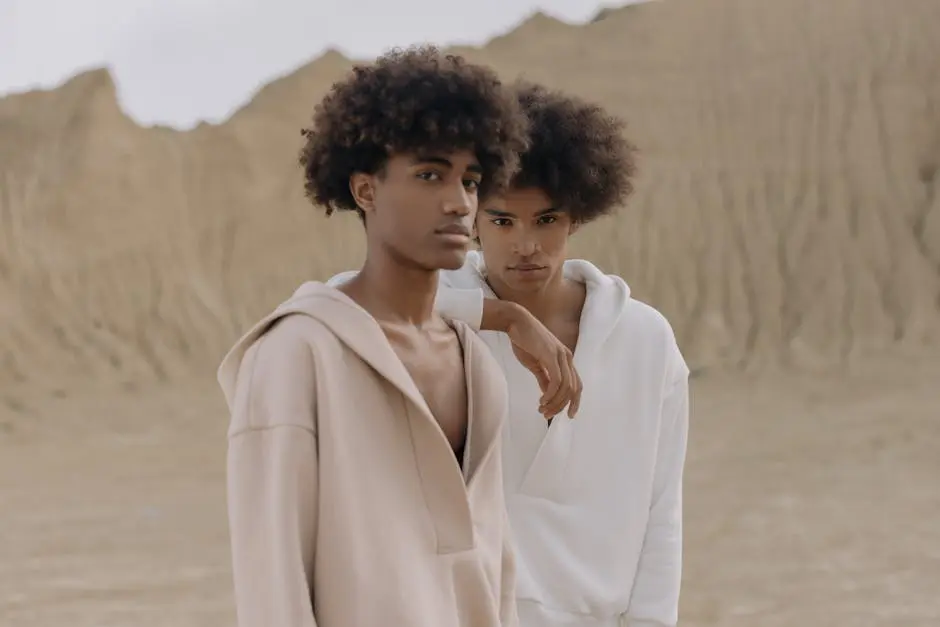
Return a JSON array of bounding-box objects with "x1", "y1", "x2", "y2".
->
[
  {"x1": 299, "y1": 45, "x2": 530, "y2": 216},
  {"x1": 511, "y1": 81, "x2": 637, "y2": 224}
]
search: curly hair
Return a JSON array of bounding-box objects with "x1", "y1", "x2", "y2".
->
[
  {"x1": 299, "y1": 45, "x2": 530, "y2": 216},
  {"x1": 511, "y1": 81, "x2": 637, "y2": 224}
]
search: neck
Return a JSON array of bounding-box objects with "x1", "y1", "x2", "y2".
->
[
  {"x1": 487, "y1": 266, "x2": 568, "y2": 322},
  {"x1": 348, "y1": 247, "x2": 439, "y2": 326}
]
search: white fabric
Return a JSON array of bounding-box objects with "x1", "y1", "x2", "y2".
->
[{"x1": 328, "y1": 253, "x2": 690, "y2": 627}]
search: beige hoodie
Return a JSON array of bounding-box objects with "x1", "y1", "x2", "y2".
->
[{"x1": 217, "y1": 282, "x2": 518, "y2": 627}]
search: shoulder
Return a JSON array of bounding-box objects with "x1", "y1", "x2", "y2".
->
[
  {"x1": 621, "y1": 297, "x2": 689, "y2": 384},
  {"x1": 623, "y1": 297, "x2": 676, "y2": 342},
  {"x1": 249, "y1": 313, "x2": 335, "y2": 367},
  {"x1": 228, "y1": 314, "x2": 330, "y2": 436},
  {"x1": 439, "y1": 250, "x2": 487, "y2": 289}
]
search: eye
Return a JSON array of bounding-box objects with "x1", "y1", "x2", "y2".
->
[
  {"x1": 537, "y1": 214, "x2": 558, "y2": 225},
  {"x1": 416, "y1": 170, "x2": 442, "y2": 181},
  {"x1": 463, "y1": 178, "x2": 481, "y2": 191},
  {"x1": 490, "y1": 217, "x2": 512, "y2": 227}
]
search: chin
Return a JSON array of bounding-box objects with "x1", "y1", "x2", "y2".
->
[
  {"x1": 432, "y1": 250, "x2": 468, "y2": 271},
  {"x1": 507, "y1": 278, "x2": 549, "y2": 293},
  {"x1": 497, "y1": 267, "x2": 553, "y2": 292}
]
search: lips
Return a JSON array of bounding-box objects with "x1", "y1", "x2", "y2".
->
[
  {"x1": 510, "y1": 264, "x2": 546, "y2": 271},
  {"x1": 435, "y1": 224, "x2": 471, "y2": 237}
]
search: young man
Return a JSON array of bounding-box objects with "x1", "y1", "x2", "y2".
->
[
  {"x1": 332, "y1": 81, "x2": 691, "y2": 627},
  {"x1": 216, "y1": 46, "x2": 539, "y2": 627}
]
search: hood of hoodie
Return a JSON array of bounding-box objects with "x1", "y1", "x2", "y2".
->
[{"x1": 217, "y1": 281, "x2": 435, "y2": 416}]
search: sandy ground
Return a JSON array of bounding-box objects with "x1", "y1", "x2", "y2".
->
[{"x1": 1, "y1": 351, "x2": 937, "y2": 627}]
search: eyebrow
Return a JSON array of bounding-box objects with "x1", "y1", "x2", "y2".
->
[
  {"x1": 483, "y1": 207, "x2": 558, "y2": 218},
  {"x1": 411, "y1": 154, "x2": 483, "y2": 175}
]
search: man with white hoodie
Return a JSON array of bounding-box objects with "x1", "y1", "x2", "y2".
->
[{"x1": 332, "y1": 80, "x2": 691, "y2": 627}]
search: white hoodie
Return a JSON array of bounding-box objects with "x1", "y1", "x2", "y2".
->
[{"x1": 329, "y1": 251, "x2": 690, "y2": 627}]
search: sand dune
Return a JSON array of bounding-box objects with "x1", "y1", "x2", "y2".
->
[
  {"x1": 1, "y1": 0, "x2": 938, "y2": 395},
  {"x1": 1, "y1": 1, "x2": 940, "y2": 625}
]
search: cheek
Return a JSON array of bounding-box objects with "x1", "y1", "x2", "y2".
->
[
  {"x1": 473, "y1": 214, "x2": 487, "y2": 235},
  {"x1": 475, "y1": 224, "x2": 508, "y2": 257},
  {"x1": 537, "y1": 226, "x2": 571, "y2": 266},
  {"x1": 467, "y1": 194, "x2": 480, "y2": 216},
  {"x1": 371, "y1": 182, "x2": 400, "y2": 217},
  {"x1": 545, "y1": 227, "x2": 570, "y2": 254}
]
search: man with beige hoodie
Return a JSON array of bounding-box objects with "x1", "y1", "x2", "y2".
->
[{"x1": 216, "y1": 46, "x2": 580, "y2": 627}]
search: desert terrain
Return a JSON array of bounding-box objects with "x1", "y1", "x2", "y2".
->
[{"x1": 1, "y1": 0, "x2": 938, "y2": 625}]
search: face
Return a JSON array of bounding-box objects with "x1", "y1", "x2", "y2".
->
[
  {"x1": 350, "y1": 150, "x2": 482, "y2": 271},
  {"x1": 475, "y1": 186, "x2": 577, "y2": 293}
]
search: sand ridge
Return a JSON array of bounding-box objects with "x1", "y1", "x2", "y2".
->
[{"x1": 1, "y1": 0, "x2": 938, "y2": 396}]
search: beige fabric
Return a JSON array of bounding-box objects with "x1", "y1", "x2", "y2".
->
[{"x1": 217, "y1": 282, "x2": 518, "y2": 627}]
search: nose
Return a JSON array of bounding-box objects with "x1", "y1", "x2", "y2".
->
[
  {"x1": 442, "y1": 181, "x2": 473, "y2": 217},
  {"x1": 511, "y1": 228, "x2": 539, "y2": 257}
]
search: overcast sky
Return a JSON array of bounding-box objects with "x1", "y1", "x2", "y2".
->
[{"x1": 1, "y1": 0, "x2": 638, "y2": 129}]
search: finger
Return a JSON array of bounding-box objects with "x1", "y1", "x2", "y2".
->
[
  {"x1": 541, "y1": 350, "x2": 574, "y2": 418},
  {"x1": 537, "y1": 352, "x2": 564, "y2": 411},
  {"x1": 516, "y1": 348, "x2": 551, "y2": 398},
  {"x1": 534, "y1": 366, "x2": 550, "y2": 394},
  {"x1": 557, "y1": 351, "x2": 578, "y2": 417},
  {"x1": 567, "y1": 354, "x2": 583, "y2": 418}
]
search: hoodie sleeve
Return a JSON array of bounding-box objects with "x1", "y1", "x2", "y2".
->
[
  {"x1": 434, "y1": 272, "x2": 485, "y2": 331},
  {"x1": 226, "y1": 317, "x2": 320, "y2": 627},
  {"x1": 625, "y1": 337, "x2": 690, "y2": 627},
  {"x1": 497, "y1": 466, "x2": 520, "y2": 626}
]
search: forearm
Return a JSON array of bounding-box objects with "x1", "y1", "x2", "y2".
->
[
  {"x1": 480, "y1": 298, "x2": 528, "y2": 333},
  {"x1": 627, "y1": 375, "x2": 689, "y2": 627},
  {"x1": 228, "y1": 426, "x2": 319, "y2": 627},
  {"x1": 625, "y1": 508, "x2": 682, "y2": 627},
  {"x1": 434, "y1": 286, "x2": 534, "y2": 338}
]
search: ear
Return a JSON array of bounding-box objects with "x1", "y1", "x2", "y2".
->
[{"x1": 349, "y1": 173, "x2": 376, "y2": 215}]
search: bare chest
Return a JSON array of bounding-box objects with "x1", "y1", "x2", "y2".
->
[
  {"x1": 549, "y1": 320, "x2": 581, "y2": 354},
  {"x1": 546, "y1": 281, "x2": 586, "y2": 353},
  {"x1": 382, "y1": 323, "x2": 469, "y2": 460}
]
